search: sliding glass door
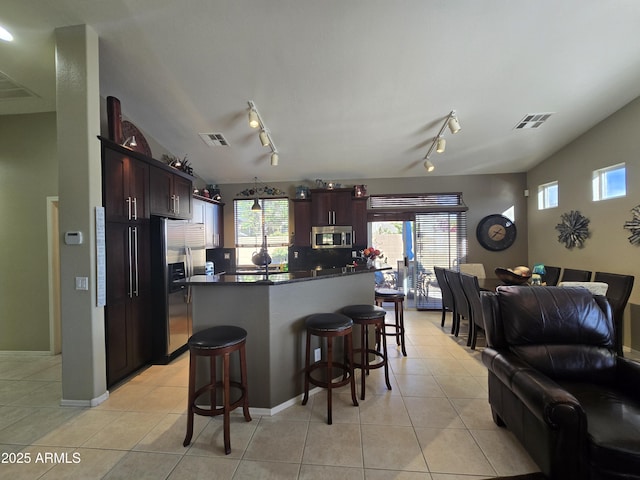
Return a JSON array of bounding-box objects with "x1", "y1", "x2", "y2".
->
[{"x1": 414, "y1": 212, "x2": 467, "y2": 310}]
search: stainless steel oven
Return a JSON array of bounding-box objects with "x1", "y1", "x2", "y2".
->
[{"x1": 311, "y1": 225, "x2": 353, "y2": 249}]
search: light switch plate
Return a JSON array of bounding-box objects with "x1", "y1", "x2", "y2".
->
[{"x1": 75, "y1": 277, "x2": 89, "y2": 291}]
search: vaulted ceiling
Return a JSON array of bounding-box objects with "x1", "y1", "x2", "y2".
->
[{"x1": 2, "y1": 1, "x2": 640, "y2": 184}]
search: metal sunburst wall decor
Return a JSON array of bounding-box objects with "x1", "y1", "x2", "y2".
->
[
  {"x1": 623, "y1": 205, "x2": 640, "y2": 246},
  {"x1": 556, "y1": 210, "x2": 590, "y2": 249}
]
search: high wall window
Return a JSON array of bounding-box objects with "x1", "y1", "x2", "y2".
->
[
  {"x1": 593, "y1": 163, "x2": 626, "y2": 201},
  {"x1": 234, "y1": 198, "x2": 289, "y2": 266},
  {"x1": 537, "y1": 181, "x2": 558, "y2": 210}
]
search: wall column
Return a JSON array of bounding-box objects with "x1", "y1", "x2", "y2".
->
[{"x1": 56, "y1": 25, "x2": 107, "y2": 406}]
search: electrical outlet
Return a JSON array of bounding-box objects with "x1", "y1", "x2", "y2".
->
[{"x1": 314, "y1": 348, "x2": 321, "y2": 362}]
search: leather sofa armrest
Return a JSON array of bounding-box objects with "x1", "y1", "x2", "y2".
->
[
  {"x1": 482, "y1": 347, "x2": 535, "y2": 389},
  {"x1": 511, "y1": 368, "x2": 585, "y2": 428},
  {"x1": 616, "y1": 357, "x2": 640, "y2": 397}
]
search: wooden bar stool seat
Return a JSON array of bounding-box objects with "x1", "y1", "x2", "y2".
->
[
  {"x1": 183, "y1": 325, "x2": 251, "y2": 455},
  {"x1": 301, "y1": 313, "x2": 358, "y2": 424},
  {"x1": 375, "y1": 288, "x2": 407, "y2": 357},
  {"x1": 341, "y1": 304, "x2": 391, "y2": 400}
]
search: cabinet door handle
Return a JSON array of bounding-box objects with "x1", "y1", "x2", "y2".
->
[
  {"x1": 126, "y1": 196, "x2": 132, "y2": 220},
  {"x1": 353, "y1": 230, "x2": 356, "y2": 244},
  {"x1": 333, "y1": 211, "x2": 336, "y2": 224},
  {"x1": 328, "y1": 211, "x2": 331, "y2": 225},
  {"x1": 176, "y1": 195, "x2": 180, "y2": 214},
  {"x1": 133, "y1": 226, "x2": 139, "y2": 297},
  {"x1": 128, "y1": 226, "x2": 133, "y2": 298},
  {"x1": 132, "y1": 197, "x2": 138, "y2": 220}
]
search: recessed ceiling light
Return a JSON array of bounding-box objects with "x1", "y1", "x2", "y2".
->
[{"x1": 0, "y1": 26, "x2": 14, "y2": 42}]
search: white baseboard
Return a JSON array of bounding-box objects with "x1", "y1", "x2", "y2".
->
[
  {"x1": 61, "y1": 390, "x2": 110, "y2": 408},
  {"x1": 0, "y1": 350, "x2": 53, "y2": 356}
]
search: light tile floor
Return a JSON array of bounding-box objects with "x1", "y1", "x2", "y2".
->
[{"x1": 0, "y1": 309, "x2": 541, "y2": 479}]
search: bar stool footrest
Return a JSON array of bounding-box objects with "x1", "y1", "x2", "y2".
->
[
  {"x1": 306, "y1": 361, "x2": 354, "y2": 390},
  {"x1": 191, "y1": 381, "x2": 249, "y2": 417}
]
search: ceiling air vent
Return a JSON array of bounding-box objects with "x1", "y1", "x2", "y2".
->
[
  {"x1": 0, "y1": 70, "x2": 37, "y2": 100},
  {"x1": 199, "y1": 132, "x2": 230, "y2": 147},
  {"x1": 514, "y1": 113, "x2": 554, "y2": 130}
]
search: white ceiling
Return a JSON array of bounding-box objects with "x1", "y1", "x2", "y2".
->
[{"x1": 2, "y1": 0, "x2": 640, "y2": 185}]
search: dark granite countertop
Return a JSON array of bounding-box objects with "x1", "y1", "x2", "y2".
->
[{"x1": 182, "y1": 265, "x2": 391, "y2": 286}]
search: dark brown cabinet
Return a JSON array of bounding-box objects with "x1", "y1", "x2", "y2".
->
[
  {"x1": 351, "y1": 197, "x2": 368, "y2": 247},
  {"x1": 104, "y1": 221, "x2": 152, "y2": 384},
  {"x1": 103, "y1": 148, "x2": 149, "y2": 222},
  {"x1": 101, "y1": 137, "x2": 194, "y2": 387},
  {"x1": 149, "y1": 166, "x2": 193, "y2": 219},
  {"x1": 101, "y1": 140, "x2": 155, "y2": 387},
  {"x1": 310, "y1": 189, "x2": 352, "y2": 226},
  {"x1": 292, "y1": 199, "x2": 312, "y2": 246}
]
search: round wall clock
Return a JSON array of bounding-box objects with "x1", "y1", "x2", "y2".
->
[{"x1": 476, "y1": 214, "x2": 517, "y2": 251}]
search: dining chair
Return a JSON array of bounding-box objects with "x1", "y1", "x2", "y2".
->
[
  {"x1": 433, "y1": 266, "x2": 456, "y2": 332},
  {"x1": 541, "y1": 265, "x2": 561, "y2": 286},
  {"x1": 458, "y1": 263, "x2": 486, "y2": 279},
  {"x1": 444, "y1": 269, "x2": 471, "y2": 338},
  {"x1": 593, "y1": 271, "x2": 635, "y2": 356},
  {"x1": 559, "y1": 268, "x2": 592, "y2": 282},
  {"x1": 460, "y1": 272, "x2": 484, "y2": 349}
]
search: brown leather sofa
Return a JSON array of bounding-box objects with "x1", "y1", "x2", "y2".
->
[{"x1": 481, "y1": 286, "x2": 640, "y2": 480}]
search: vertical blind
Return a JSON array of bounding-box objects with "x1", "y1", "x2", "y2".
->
[
  {"x1": 368, "y1": 193, "x2": 467, "y2": 310},
  {"x1": 415, "y1": 212, "x2": 467, "y2": 309},
  {"x1": 234, "y1": 198, "x2": 289, "y2": 248}
]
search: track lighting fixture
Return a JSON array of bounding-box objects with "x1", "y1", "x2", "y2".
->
[
  {"x1": 421, "y1": 110, "x2": 461, "y2": 173},
  {"x1": 448, "y1": 113, "x2": 461, "y2": 134},
  {"x1": 424, "y1": 160, "x2": 435, "y2": 173},
  {"x1": 247, "y1": 100, "x2": 280, "y2": 166}
]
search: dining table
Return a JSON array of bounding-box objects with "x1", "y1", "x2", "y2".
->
[{"x1": 478, "y1": 277, "x2": 506, "y2": 292}]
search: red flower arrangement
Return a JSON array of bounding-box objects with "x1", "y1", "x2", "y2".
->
[{"x1": 362, "y1": 247, "x2": 381, "y2": 260}]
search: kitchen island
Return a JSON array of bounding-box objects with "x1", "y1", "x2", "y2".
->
[{"x1": 184, "y1": 266, "x2": 386, "y2": 413}]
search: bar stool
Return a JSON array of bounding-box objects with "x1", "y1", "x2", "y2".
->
[
  {"x1": 302, "y1": 313, "x2": 358, "y2": 424},
  {"x1": 375, "y1": 288, "x2": 407, "y2": 357},
  {"x1": 183, "y1": 325, "x2": 251, "y2": 455},
  {"x1": 341, "y1": 304, "x2": 391, "y2": 400}
]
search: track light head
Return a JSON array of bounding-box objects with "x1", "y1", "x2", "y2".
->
[
  {"x1": 259, "y1": 130, "x2": 270, "y2": 146},
  {"x1": 271, "y1": 151, "x2": 279, "y2": 166},
  {"x1": 424, "y1": 160, "x2": 435, "y2": 173},
  {"x1": 436, "y1": 137, "x2": 446, "y2": 153},
  {"x1": 448, "y1": 113, "x2": 461, "y2": 134},
  {"x1": 248, "y1": 109, "x2": 259, "y2": 128}
]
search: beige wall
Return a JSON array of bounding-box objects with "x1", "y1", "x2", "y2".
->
[
  {"x1": 0, "y1": 112, "x2": 58, "y2": 351},
  {"x1": 217, "y1": 172, "x2": 528, "y2": 275},
  {"x1": 528, "y1": 96, "x2": 640, "y2": 350}
]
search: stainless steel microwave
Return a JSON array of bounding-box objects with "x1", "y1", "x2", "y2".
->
[{"x1": 311, "y1": 226, "x2": 353, "y2": 249}]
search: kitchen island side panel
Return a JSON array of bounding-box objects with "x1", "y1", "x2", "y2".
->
[
  {"x1": 189, "y1": 272, "x2": 375, "y2": 410},
  {"x1": 268, "y1": 272, "x2": 375, "y2": 408}
]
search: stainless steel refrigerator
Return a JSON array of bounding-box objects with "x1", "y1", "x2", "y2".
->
[{"x1": 151, "y1": 216, "x2": 206, "y2": 363}]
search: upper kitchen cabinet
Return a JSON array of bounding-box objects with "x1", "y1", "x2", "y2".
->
[
  {"x1": 292, "y1": 199, "x2": 312, "y2": 247},
  {"x1": 102, "y1": 145, "x2": 149, "y2": 223},
  {"x1": 310, "y1": 189, "x2": 352, "y2": 226},
  {"x1": 192, "y1": 195, "x2": 224, "y2": 248},
  {"x1": 351, "y1": 197, "x2": 368, "y2": 247},
  {"x1": 149, "y1": 166, "x2": 193, "y2": 219}
]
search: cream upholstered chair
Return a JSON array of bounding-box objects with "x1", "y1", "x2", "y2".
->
[
  {"x1": 558, "y1": 281, "x2": 609, "y2": 296},
  {"x1": 458, "y1": 263, "x2": 486, "y2": 279}
]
